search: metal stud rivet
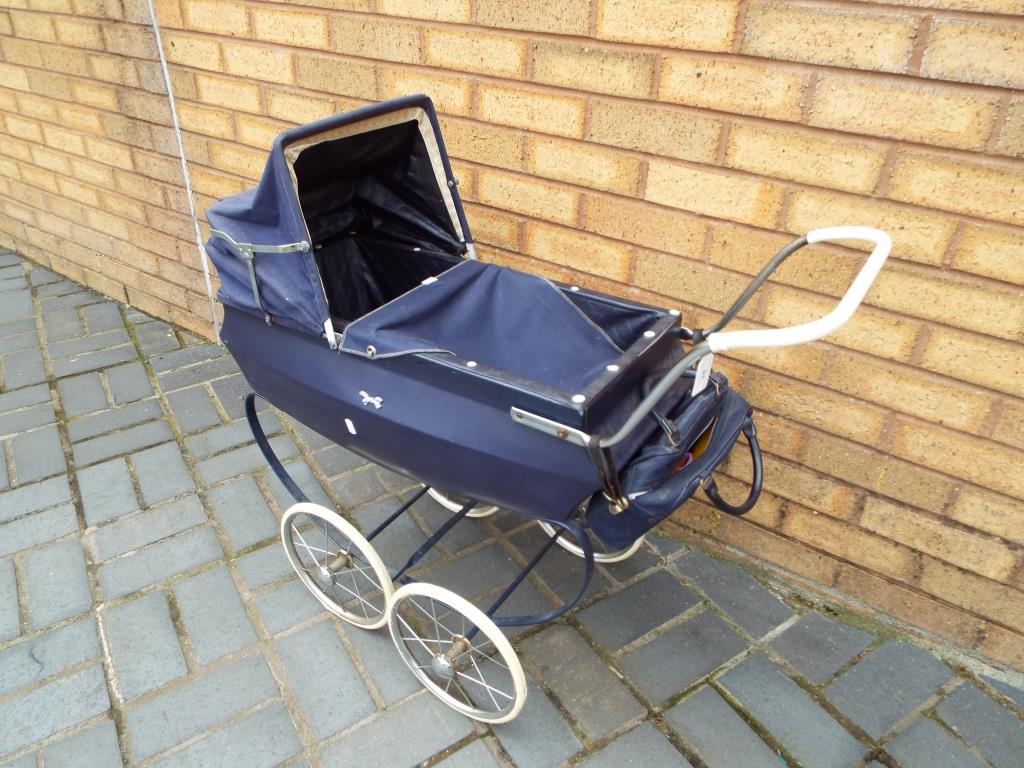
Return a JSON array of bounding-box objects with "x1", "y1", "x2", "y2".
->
[
  {"x1": 572, "y1": 394, "x2": 585, "y2": 403},
  {"x1": 366, "y1": 345, "x2": 376, "y2": 358},
  {"x1": 467, "y1": 361, "x2": 477, "y2": 367},
  {"x1": 669, "y1": 309, "x2": 681, "y2": 317},
  {"x1": 569, "y1": 286, "x2": 580, "y2": 292},
  {"x1": 643, "y1": 330, "x2": 656, "y2": 338},
  {"x1": 606, "y1": 364, "x2": 620, "y2": 372}
]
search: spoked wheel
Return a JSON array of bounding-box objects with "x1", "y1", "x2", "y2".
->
[
  {"x1": 388, "y1": 582, "x2": 526, "y2": 723},
  {"x1": 426, "y1": 487, "x2": 499, "y2": 519},
  {"x1": 281, "y1": 502, "x2": 393, "y2": 629},
  {"x1": 537, "y1": 520, "x2": 645, "y2": 564}
]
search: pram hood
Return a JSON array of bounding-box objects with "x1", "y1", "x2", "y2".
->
[{"x1": 206, "y1": 95, "x2": 472, "y2": 339}]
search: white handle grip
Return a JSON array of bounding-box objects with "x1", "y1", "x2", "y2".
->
[{"x1": 706, "y1": 226, "x2": 891, "y2": 353}]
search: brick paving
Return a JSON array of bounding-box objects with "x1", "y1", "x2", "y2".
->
[{"x1": 0, "y1": 247, "x2": 1022, "y2": 768}]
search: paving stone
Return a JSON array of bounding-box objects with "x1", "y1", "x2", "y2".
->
[
  {"x1": 134, "y1": 320, "x2": 180, "y2": 356},
  {"x1": 0, "y1": 289, "x2": 32, "y2": 321},
  {"x1": 0, "y1": 617, "x2": 99, "y2": 697},
  {"x1": 67, "y1": 399, "x2": 163, "y2": 443},
  {"x1": 72, "y1": 419, "x2": 174, "y2": 465},
  {"x1": 0, "y1": 475, "x2": 71, "y2": 523},
  {"x1": 320, "y1": 692, "x2": 474, "y2": 768},
  {"x1": 337, "y1": 623, "x2": 421, "y2": 707},
  {"x1": 984, "y1": 676, "x2": 1024, "y2": 711},
  {"x1": 132, "y1": 442, "x2": 195, "y2": 506},
  {"x1": 126, "y1": 652, "x2": 279, "y2": 762},
  {"x1": 579, "y1": 721, "x2": 690, "y2": 768},
  {"x1": 104, "y1": 591, "x2": 188, "y2": 700},
  {"x1": 150, "y1": 344, "x2": 225, "y2": 373},
  {"x1": 77, "y1": 458, "x2": 138, "y2": 526},
  {"x1": 579, "y1": 570, "x2": 699, "y2": 652},
  {"x1": 770, "y1": 612, "x2": 875, "y2": 684},
  {"x1": 207, "y1": 476, "x2": 278, "y2": 551},
  {"x1": 52, "y1": 344, "x2": 137, "y2": 378},
  {"x1": 11, "y1": 425, "x2": 65, "y2": 482},
  {"x1": 2, "y1": 348, "x2": 46, "y2": 389},
  {"x1": 720, "y1": 653, "x2": 865, "y2": 768},
  {"x1": 80, "y1": 302, "x2": 124, "y2": 333},
  {"x1": 936, "y1": 683, "x2": 1024, "y2": 768},
  {"x1": 23, "y1": 538, "x2": 92, "y2": 629},
  {"x1": 106, "y1": 361, "x2": 152, "y2": 404},
  {"x1": 434, "y1": 740, "x2": 503, "y2": 768},
  {"x1": 0, "y1": 382, "x2": 50, "y2": 414},
  {"x1": 166, "y1": 386, "x2": 221, "y2": 433},
  {"x1": 675, "y1": 552, "x2": 793, "y2": 638},
  {"x1": 174, "y1": 565, "x2": 257, "y2": 666},
  {"x1": 275, "y1": 620, "x2": 375, "y2": 739},
  {"x1": 619, "y1": 609, "x2": 747, "y2": 706},
  {"x1": 887, "y1": 717, "x2": 986, "y2": 768},
  {"x1": 98, "y1": 525, "x2": 223, "y2": 599},
  {"x1": 521, "y1": 625, "x2": 644, "y2": 742},
  {"x1": 150, "y1": 702, "x2": 302, "y2": 768},
  {"x1": 41, "y1": 289, "x2": 104, "y2": 311},
  {"x1": 331, "y1": 463, "x2": 405, "y2": 508},
  {"x1": 0, "y1": 448, "x2": 6, "y2": 490},
  {"x1": 208, "y1": 373, "x2": 259, "y2": 419},
  {"x1": 49, "y1": 329, "x2": 130, "y2": 360},
  {"x1": 0, "y1": 402, "x2": 56, "y2": 439},
  {"x1": 253, "y1": 579, "x2": 324, "y2": 635},
  {"x1": 29, "y1": 268, "x2": 64, "y2": 286},
  {"x1": 427, "y1": 544, "x2": 522, "y2": 602},
  {"x1": 195, "y1": 435, "x2": 297, "y2": 486},
  {"x1": 263, "y1": 458, "x2": 333, "y2": 511},
  {"x1": 0, "y1": 559, "x2": 19, "y2": 642},
  {"x1": 826, "y1": 641, "x2": 953, "y2": 739},
  {"x1": 664, "y1": 686, "x2": 779, "y2": 768},
  {"x1": 0, "y1": 317, "x2": 36, "y2": 338},
  {"x1": 0, "y1": 504, "x2": 78, "y2": 557},
  {"x1": 43, "y1": 718, "x2": 121, "y2": 768},
  {"x1": 410, "y1": 492, "x2": 491, "y2": 556},
  {"x1": 159, "y1": 356, "x2": 238, "y2": 392},
  {"x1": 31, "y1": 275, "x2": 71, "y2": 293},
  {"x1": 58, "y1": 373, "x2": 107, "y2": 417},
  {"x1": 290, "y1": 420, "x2": 332, "y2": 450},
  {"x1": 494, "y1": 675, "x2": 582, "y2": 768},
  {"x1": 0, "y1": 329, "x2": 37, "y2": 354},
  {"x1": 508, "y1": 524, "x2": 612, "y2": 604},
  {"x1": 0, "y1": 665, "x2": 109, "y2": 759},
  {"x1": 86, "y1": 495, "x2": 206, "y2": 561},
  {"x1": 43, "y1": 308, "x2": 84, "y2": 342},
  {"x1": 315, "y1": 444, "x2": 368, "y2": 476},
  {"x1": 236, "y1": 543, "x2": 294, "y2": 590},
  {"x1": 184, "y1": 412, "x2": 280, "y2": 459}
]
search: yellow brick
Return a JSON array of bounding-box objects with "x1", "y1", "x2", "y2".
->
[
  {"x1": 532, "y1": 41, "x2": 653, "y2": 99},
  {"x1": 5, "y1": 115, "x2": 43, "y2": 142},
  {"x1": 644, "y1": 160, "x2": 783, "y2": 228},
  {"x1": 10, "y1": 10, "x2": 55, "y2": 42},
  {"x1": 294, "y1": 54, "x2": 376, "y2": 100},
  {"x1": 949, "y1": 489, "x2": 1024, "y2": 546},
  {"x1": 523, "y1": 222, "x2": 631, "y2": 281},
  {"x1": 209, "y1": 142, "x2": 265, "y2": 180},
  {"x1": 742, "y1": 1, "x2": 916, "y2": 72},
  {"x1": 889, "y1": 152, "x2": 1024, "y2": 228},
  {"x1": 378, "y1": 0, "x2": 468, "y2": 22},
  {"x1": 43, "y1": 125, "x2": 85, "y2": 155},
  {"x1": 634, "y1": 250, "x2": 755, "y2": 314},
  {"x1": 266, "y1": 88, "x2": 336, "y2": 124},
  {"x1": 859, "y1": 0, "x2": 1022, "y2": 12},
  {"x1": 183, "y1": 0, "x2": 248, "y2": 36},
  {"x1": 996, "y1": 97, "x2": 1024, "y2": 158},
  {"x1": 162, "y1": 31, "x2": 221, "y2": 71},
  {"x1": 438, "y1": 117, "x2": 523, "y2": 171},
  {"x1": 476, "y1": 0, "x2": 589, "y2": 35},
  {"x1": 810, "y1": 75, "x2": 1000, "y2": 152},
  {"x1": 919, "y1": 559, "x2": 1024, "y2": 634},
  {"x1": 463, "y1": 202, "x2": 520, "y2": 250},
  {"x1": 102, "y1": 23, "x2": 157, "y2": 59},
  {"x1": 331, "y1": 16, "x2": 420, "y2": 64},
  {"x1": 921, "y1": 327, "x2": 1023, "y2": 399},
  {"x1": 582, "y1": 194, "x2": 706, "y2": 257},
  {"x1": 474, "y1": 168, "x2": 579, "y2": 225},
  {"x1": 993, "y1": 399, "x2": 1024, "y2": 452},
  {"x1": 176, "y1": 103, "x2": 234, "y2": 140},
  {"x1": 0, "y1": 37, "x2": 43, "y2": 68},
  {"x1": 59, "y1": 104, "x2": 102, "y2": 135},
  {"x1": 754, "y1": 455, "x2": 862, "y2": 520},
  {"x1": 980, "y1": 626, "x2": 1024, "y2": 671},
  {"x1": 425, "y1": 29, "x2": 524, "y2": 78},
  {"x1": 196, "y1": 74, "x2": 261, "y2": 113},
  {"x1": 923, "y1": 19, "x2": 1024, "y2": 89},
  {"x1": 223, "y1": 42, "x2": 294, "y2": 84},
  {"x1": 236, "y1": 115, "x2": 287, "y2": 149},
  {"x1": 951, "y1": 224, "x2": 1022, "y2": 285},
  {"x1": 53, "y1": 16, "x2": 102, "y2": 48},
  {"x1": 660, "y1": 54, "x2": 807, "y2": 120},
  {"x1": 253, "y1": 7, "x2": 328, "y2": 48},
  {"x1": 477, "y1": 84, "x2": 585, "y2": 139},
  {"x1": 786, "y1": 188, "x2": 955, "y2": 266},
  {"x1": 0, "y1": 63, "x2": 31, "y2": 91},
  {"x1": 725, "y1": 123, "x2": 886, "y2": 195},
  {"x1": 379, "y1": 69, "x2": 470, "y2": 116},
  {"x1": 71, "y1": 81, "x2": 117, "y2": 111},
  {"x1": 527, "y1": 137, "x2": 642, "y2": 196},
  {"x1": 597, "y1": 0, "x2": 737, "y2": 51},
  {"x1": 30, "y1": 145, "x2": 70, "y2": 174},
  {"x1": 84, "y1": 137, "x2": 133, "y2": 170},
  {"x1": 588, "y1": 98, "x2": 721, "y2": 164}
]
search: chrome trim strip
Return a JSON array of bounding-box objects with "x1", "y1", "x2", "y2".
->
[{"x1": 509, "y1": 407, "x2": 592, "y2": 447}]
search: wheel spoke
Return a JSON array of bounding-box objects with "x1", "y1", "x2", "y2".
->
[
  {"x1": 398, "y1": 614, "x2": 438, "y2": 657},
  {"x1": 456, "y1": 667, "x2": 514, "y2": 703}
]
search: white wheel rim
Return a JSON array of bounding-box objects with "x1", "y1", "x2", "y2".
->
[
  {"x1": 426, "y1": 487, "x2": 498, "y2": 519},
  {"x1": 537, "y1": 521, "x2": 645, "y2": 564},
  {"x1": 387, "y1": 582, "x2": 526, "y2": 723},
  {"x1": 281, "y1": 502, "x2": 393, "y2": 629}
]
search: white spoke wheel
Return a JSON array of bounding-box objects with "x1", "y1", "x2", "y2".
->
[
  {"x1": 537, "y1": 521, "x2": 645, "y2": 564},
  {"x1": 281, "y1": 502, "x2": 393, "y2": 629},
  {"x1": 426, "y1": 487, "x2": 498, "y2": 519},
  {"x1": 387, "y1": 583, "x2": 526, "y2": 723}
]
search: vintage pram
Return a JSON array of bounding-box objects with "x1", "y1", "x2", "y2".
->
[{"x1": 205, "y1": 95, "x2": 891, "y2": 724}]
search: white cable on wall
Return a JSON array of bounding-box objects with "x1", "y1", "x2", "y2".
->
[{"x1": 144, "y1": 0, "x2": 221, "y2": 339}]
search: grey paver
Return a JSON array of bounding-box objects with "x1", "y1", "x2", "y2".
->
[
  {"x1": 0, "y1": 329, "x2": 36, "y2": 354},
  {"x1": 132, "y1": 442, "x2": 195, "y2": 506},
  {"x1": 331, "y1": 463, "x2": 406, "y2": 508},
  {"x1": 173, "y1": 565, "x2": 257, "y2": 666},
  {"x1": 196, "y1": 435, "x2": 297, "y2": 486},
  {"x1": 185, "y1": 412, "x2": 280, "y2": 459},
  {"x1": 494, "y1": 676, "x2": 582, "y2": 768},
  {"x1": 52, "y1": 344, "x2": 137, "y2": 378},
  {"x1": 338, "y1": 623, "x2": 423, "y2": 707},
  {"x1": 208, "y1": 373, "x2": 258, "y2": 419},
  {"x1": 67, "y1": 399, "x2": 163, "y2": 443},
  {"x1": 0, "y1": 504, "x2": 78, "y2": 557},
  {"x1": 521, "y1": 625, "x2": 644, "y2": 742},
  {"x1": 675, "y1": 552, "x2": 793, "y2": 638},
  {"x1": 0, "y1": 402, "x2": 55, "y2": 437},
  {"x1": 314, "y1": 444, "x2": 367, "y2": 476},
  {"x1": 150, "y1": 702, "x2": 302, "y2": 768},
  {"x1": 207, "y1": 475, "x2": 278, "y2": 551},
  {"x1": 58, "y1": 373, "x2": 107, "y2": 417},
  {"x1": 49, "y1": 329, "x2": 130, "y2": 359},
  {"x1": 11, "y1": 425, "x2": 65, "y2": 482},
  {"x1": 134, "y1": 320, "x2": 180, "y2": 356},
  {"x1": 159, "y1": 356, "x2": 239, "y2": 392},
  {"x1": 253, "y1": 579, "x2": 324, "y2": 635},
  {"x1": 0, "y1": 382, "x2": 50, "y2": 414},
  {"x1": 126, "y1": 652, "x2": 279, "y2": 761},
  {"x1": 0, "y1": 447, "x2": 6, "y2": 490},
  {"x1": 984, "y1": 676, "x2": 1024, "y2": 711},
  {"x1": 936, "y1": 683, "x2": 1024, "y2": 768},
  {"x1": 770, "y1": 612, "x2": 875, "y2": 684},
  {"x1": 0, "y1": 665, "x2": 110, "y2": 759},
  {"x1": 887, "y1": 717, "x2": 987, "y2": 768},
  {"x1": 826, "y1": 641, "x2": 953, "y2": 739},
  {"x1": 166, "y1": 385, "x2": 222, "y2": 433},
  {"x1": 81, "y1": 302, "x2": 124, "y2": 333},
  {"x1": 275, "y1": 620, "x2": 375, "y2": 739},
  {"x1": 619, "y1": 609, "x2": 747, "y2": 705},
  {"x1": 23, "y1": 538, "x2": 92, "y2": 629},
  {"x1": 579, "y1": 569, "x2": 699, "y2": 651},
  {"x1": 427, "y1": 544, "x2": 522, "y2": 601},
  {"x1": 97, "y1": 525, "x2": 223, "y2": 599},
  {"x1": 0, "y1": 289, "x2": 31, "y2": 321},
  {"x1": 41, "y1": 289, "x2": 104, "y2": 311},
  {"x1": 0, "y1": 559, "x2": 19, "y2": 642},
  {"x1": 0, "y1": 617, "x2": 99, "y2": 697},
  {"x1": 508, "y1": 524, "x2": 612, "y2": 604},
  {"x1": 411, "y1": 492, "x2": 492, "y2": 556},
  {"x1": 150, "y1": 344, "x2": 224, "y2": 373},
  {"x1": 579, "y1": 722, "x2": 691, "y2": 767},
  {"x1": 73, "y1": 419, "x2": 175, "y2": 465},
  {"x1": 2, "y1": 348, "x2": 46, "y2": 388},
  {"x1": 0, "y1": 475, "x2": 72, "y2": 522},
  {"x1": 264, "y1": 458, "x2": 333, "y2": 511},
  {"x1": 43, "y1": 308, "x2": 84, "y2": 342},
  {"x1": 434, "y1": 740, "x2": 503, "y2": 768},
  {"x1": 320, "y1": 693, "x2": 474, "y2": 768},
  {"x1": 103, "y1": 591, "x2": 188, "y2": 699},
  {"x1": 105, "y1": 361, "x2": 153, "y2": 404},
  {"x1": 719, "y1": 653, "x2": 866, "y2": 768},
  {"x1": 236, "y1": 543, "x2": 294, "y2": 590},
  {"x1": 77, "y1": 458, "x2": 138, "y2": 526},
  {"x1": 86, "y1": 494, "x2": 206, "y2": 561},
  {"x1": 664, "y1": 686, "x2": 779, "y2": 768},
  {"x1": 43, "y1": 718, "x2": 122, "y2": 768}
]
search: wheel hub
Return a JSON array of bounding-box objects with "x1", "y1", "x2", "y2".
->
[{"x1": 430, "y1": 654, "x2": 455, "y2": 679}]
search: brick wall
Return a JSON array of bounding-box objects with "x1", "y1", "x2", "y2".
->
[{"x1": 0, "y1": 0, "x2": 1022, "y2": 670}]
